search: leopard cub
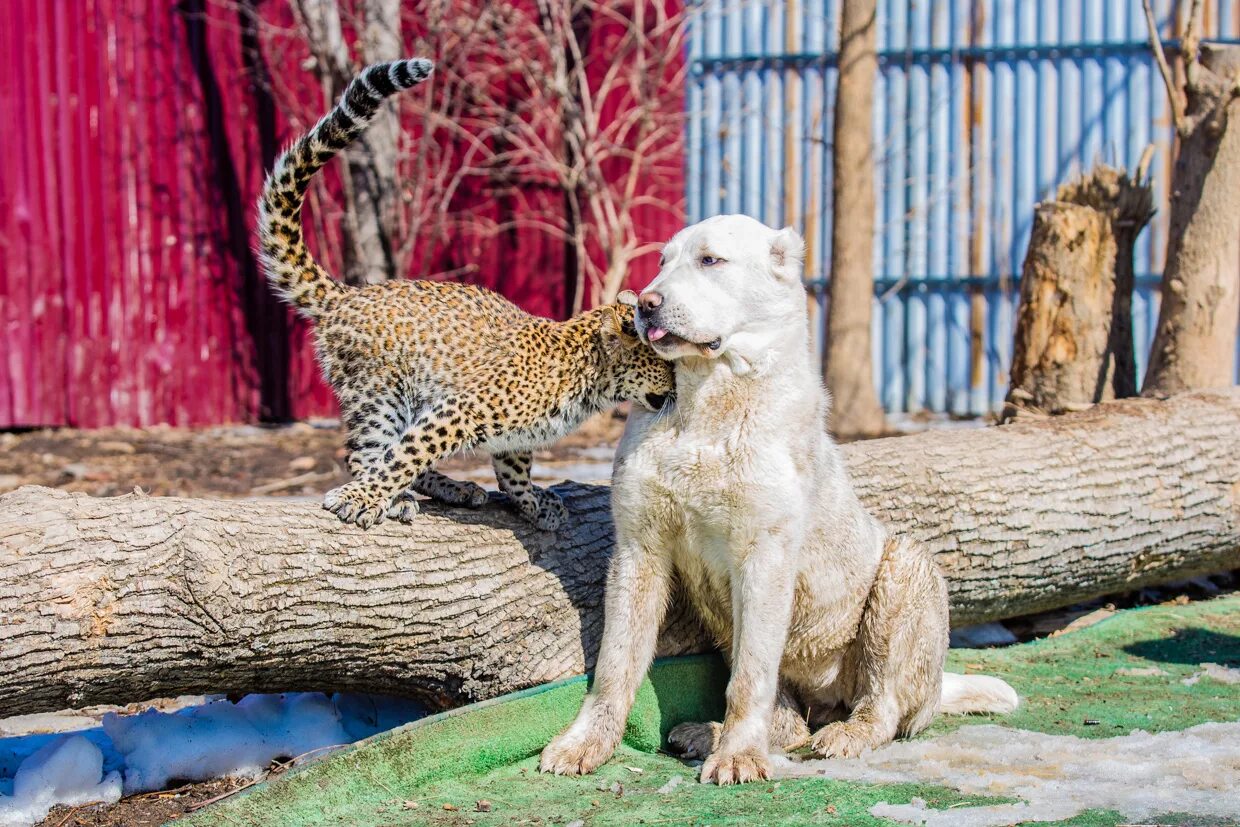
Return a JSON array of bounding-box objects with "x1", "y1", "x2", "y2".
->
[{"x1": 257, "y1": 58, "x2": 673, "y2": 530}]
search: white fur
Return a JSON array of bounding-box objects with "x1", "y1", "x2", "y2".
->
[
  {"x1": 940, "y1": 672, "x2": 1021, "y2": 715},
  {"x1": 542, "y1": 215, "x2": 1016, "y2": 785}
]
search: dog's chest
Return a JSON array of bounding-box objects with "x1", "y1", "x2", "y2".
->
[{"x1": 638, "y1": 426, "x2": 748, "y2": 512}]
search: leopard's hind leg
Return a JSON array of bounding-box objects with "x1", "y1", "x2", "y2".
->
[
  {"x1": 387, "y1": 470, "x2": 489, "y2": 522},
  {"x1": 326, "y1": 395, "x2": 475, "y2": 528},
  {"x1": 492, "y1": 451, "x2": 567, "y2": 532}
]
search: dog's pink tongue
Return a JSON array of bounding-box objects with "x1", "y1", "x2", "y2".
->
[{"x1": 647, "y1": 327, "x2": 667, "y2": 342}]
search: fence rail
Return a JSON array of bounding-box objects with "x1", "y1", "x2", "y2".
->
[{"x1": 687, "y1": 0, "x2": 1240, "y2": 415}]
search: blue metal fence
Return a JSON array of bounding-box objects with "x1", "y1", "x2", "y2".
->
[{"x1": 686, "y1": 0, "x2": 1240, "y2": 415}]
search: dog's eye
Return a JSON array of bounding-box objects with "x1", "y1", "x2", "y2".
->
[{"x1": 700, "y1": 255, "x2": 721, "y2": 267}]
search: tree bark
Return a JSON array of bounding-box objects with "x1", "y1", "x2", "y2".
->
[
  {"x1": 1004, "y1": 161, "x2": 1154, "y2": 420},
  {"x1": 1142, "y1": 40, "x2": 1240, "y2": 395},
  {"x1": 3, "y1": 391, "x2": 1238, "y2": 716},
  {"x1": 825, "y1": 0, "x2": 886, "y2": 439}
]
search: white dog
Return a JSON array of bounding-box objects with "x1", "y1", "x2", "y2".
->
[{"x1": 539, "y1": 215, "x2": 1018, "y2": 785}]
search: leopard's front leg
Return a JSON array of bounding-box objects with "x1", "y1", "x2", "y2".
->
[
  {"x1": 326, "y1": 398, "x2": 473, "y2": 528},
  {"x1": 492, "y1": 451, "x2": 567, "y2": 531}
]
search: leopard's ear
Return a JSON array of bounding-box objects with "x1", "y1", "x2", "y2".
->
[
  {"x1": 616, "y1": 289, "x2": 639, "y2": 307},
  {"x1": 599, "y1": 305, "x2": 626, "y2": 355},
  {"x1": 600, "y1": 305, "x2": 639, "y2": 355}
]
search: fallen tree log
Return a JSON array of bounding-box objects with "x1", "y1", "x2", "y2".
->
[{"x1": 2, "y1": 390, "x2": 1238, "y2": 716}]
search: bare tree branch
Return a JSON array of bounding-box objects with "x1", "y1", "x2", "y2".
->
[
  {"x1": 1142, "y1": 0, "x2": 1186, "y2": 135},
  {"x1": 215, "y1": 0, "x2": 688, "y2": 310},
  {"x1": 1182, "y1": 0, "x2": 1205, "y2": 91}
]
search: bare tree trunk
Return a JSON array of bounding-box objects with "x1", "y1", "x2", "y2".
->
[
  {"x1": 825, "y1": 0, "x2": 886, "y2": 439},
  {"x1": 3, "y1": 391, "x2": 1238, "y2": 716},
  {"x1": 291, "y1": 0, "x2": 403, "y2": 285},
  {"x1": 1142, "y1": 5, "x2": 1240, "y2": 394},
  {"x1": 349, "y1": 0, "x2": 403, "y2": 282},
  {"x1": 1004, "y1": 160, "x2": 1155, "y2": 420}
]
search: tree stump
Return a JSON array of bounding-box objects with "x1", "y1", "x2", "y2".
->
[{"x1": 1003, "y1": 160, "x2": 1155, "y2": 422}]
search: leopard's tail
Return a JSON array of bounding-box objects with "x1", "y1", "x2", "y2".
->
[{"x1": 256, "y1": 58, "x2": 434, "y2": 319}]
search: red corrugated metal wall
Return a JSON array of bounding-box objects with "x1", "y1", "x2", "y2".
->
[{"x1": 0, "y1": 1, "x2": 684, "y2": 428}]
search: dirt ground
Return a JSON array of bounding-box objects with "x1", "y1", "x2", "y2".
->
[
  {"x1": 39, "y1": 778, "x2": 244, "y2": 827},
  {"x1": 0, "y1": 410, "x2": 629, "y2": 500}
]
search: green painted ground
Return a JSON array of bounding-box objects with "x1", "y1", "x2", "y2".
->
[
  {"x1": 933, "y1": 594, "x2": 1240, "y2": 739},
  {"x1": 186, "y1": 595, "x2": 1240, "y2": 827}
]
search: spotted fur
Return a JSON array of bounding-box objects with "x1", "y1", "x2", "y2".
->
[{"x1": 256, "y1": 58, "x2": 674, "y2": 530}]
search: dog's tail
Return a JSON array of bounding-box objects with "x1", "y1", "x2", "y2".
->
[
  {"x1": 256, "y1": 58, "x2": 434, "y2": 320},
  {"x1": 939, "y1": 671, "x2": 1020, "y2": 715}
]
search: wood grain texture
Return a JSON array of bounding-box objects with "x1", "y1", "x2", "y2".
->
[{"x1": 2, "y1": 390, "x2": 1238, "y2": 715}]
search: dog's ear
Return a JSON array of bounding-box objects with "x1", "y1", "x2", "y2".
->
[
  {"x1": 769, "y1": 227, "x2": 806, "y2": 281},
  {"x1": 616, "y1": 289, "x2": 639, "y2": 307}
]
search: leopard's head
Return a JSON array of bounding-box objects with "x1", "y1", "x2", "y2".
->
[{"x1": 596, "y1": 301, "x2": 675, "y2": 413}]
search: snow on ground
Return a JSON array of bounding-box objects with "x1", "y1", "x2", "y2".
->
[
  {"x1": 0, "y1": 692, "x2": 425, "y2": 826},
  {"x1": 774, "y1": 721, "x2": 1240, "y2": 826},
  {"x1": 0, "y1": 736, "x2": 121, "y2": 826}
]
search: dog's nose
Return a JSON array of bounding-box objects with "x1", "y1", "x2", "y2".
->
[{"x1": 638, "y1": 291, "x2": 663, "y2": 315}]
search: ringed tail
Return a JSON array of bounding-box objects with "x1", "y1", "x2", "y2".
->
[{"x1": 256, "y1": 58, "x2": 434, "y2": 319}]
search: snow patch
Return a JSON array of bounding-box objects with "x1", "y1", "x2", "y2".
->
[
  {"x1": 0, "y1": 692, "x2": 425, "y2": 824},
  {"x1": 1200, "y1": 662, "x2": 1240, "y2": 685},
  {"x1": 774, "y1": 722, "x2": 1240, "y2": 826},
  {"x1": 1112, "y1": 666, "x2": 1168, "y2": 677},
  {"x1": 0, "y1": 736, "x2": 121, "y2": 827}
]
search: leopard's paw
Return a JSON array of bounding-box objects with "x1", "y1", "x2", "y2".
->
[
  {"x1": 443, "y1": 479, "x2": 488, "y2": 508},
  {"x1": 385, "y1": 493, "x2": 421, "y2": 524},
  {"x1": 324, "y1": 482, "x2": 388, "y2": 529},
  {"x1": 532, "y1": 488, "x2": 568, "y2": 532},
  {"x1": 667, "y1": 721, "x2": 722, "y2": 760}
]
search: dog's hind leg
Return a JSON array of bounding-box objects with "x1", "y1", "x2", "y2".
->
[{"x1": 809, "y1": 536, "x2": 949, "y2": 758}]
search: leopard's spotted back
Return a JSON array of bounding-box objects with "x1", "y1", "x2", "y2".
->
[{"x1": 255, "y1": 58, "x2": 674, "y2": 530}]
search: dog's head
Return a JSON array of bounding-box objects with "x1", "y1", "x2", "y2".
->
[{"x1": 630, "y1": 215, "x2": 806, "y2": 369}]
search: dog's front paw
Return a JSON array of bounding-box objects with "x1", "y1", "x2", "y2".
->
[
  {"x1": 667, "y1": 721, "x2": 722, "y2": 760},
  {"x1": 323, "y1": 482, "x2": 388, "y2": 529},
  {"x1": 809, "y1": 721, "x2": 884, "y2": 759},
  {"x1": 539, "y1": 732, "x2": 616, "y2": 777},
  {"x1": 699, "y1": 746, "x2": 770, "y2": 785}
]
